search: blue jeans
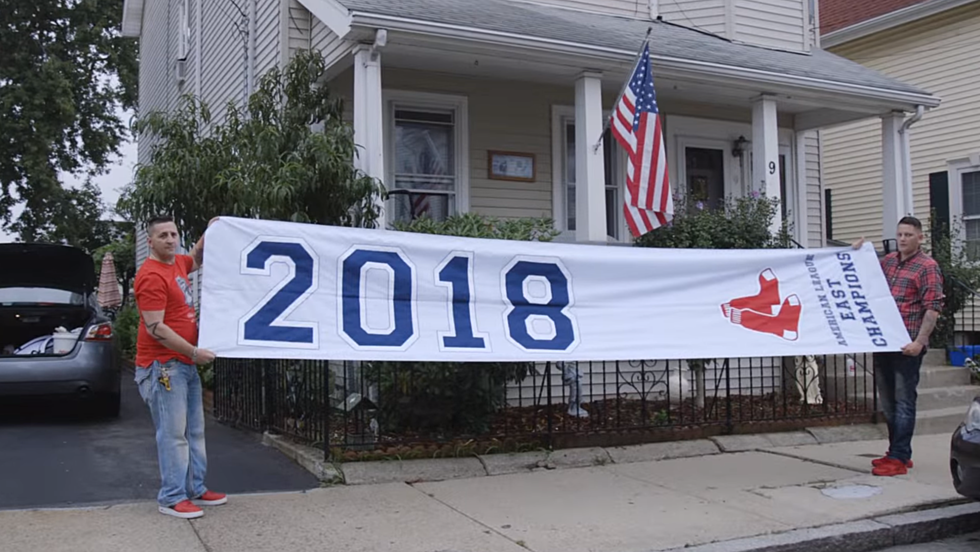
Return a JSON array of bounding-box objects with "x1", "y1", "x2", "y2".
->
[
  {"x1": 135, "y1": 360, "x2": 209, "y2": 507},
  {"x1": 874, "y1": 351, "x2": 924, "y2": 462}
]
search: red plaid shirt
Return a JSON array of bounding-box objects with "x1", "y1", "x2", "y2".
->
[{"x1": 880, "y1": 250, "x2": 944, "y2": 340}]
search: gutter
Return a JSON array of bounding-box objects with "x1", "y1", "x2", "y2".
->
[
  {"x1": 822, "y1": 0, "x2": 976, "y2": 48},
  {"x1": 899, "y1": 105, "x2": 926, "y2": 219},
  {"x1": 347, "y1": 12, "x2": 940, "y2": 109}
]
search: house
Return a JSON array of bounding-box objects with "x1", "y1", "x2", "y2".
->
[
  {"x1": 120, "y1": 0, "x2": 938, "y2": 418},
  {"x1": 820, "y1": 0, "x2": 980, "y2": 254},
  {"x1": 123, "y1": 0, "x2": 938, "y2": 255}
]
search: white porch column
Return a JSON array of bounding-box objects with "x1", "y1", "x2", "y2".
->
[
  {"x1": 881, "y1": 111, "x2": 907, "y2": 241},
  {"x1": 752, "y1": 95, "x2": 781, "y2": 233},
  {"x1": 574, "y1": 71, "x2": 607, "y2": 243},
  {"x1": 353, "y1": 45, "x2": 386, "y2": 228}
]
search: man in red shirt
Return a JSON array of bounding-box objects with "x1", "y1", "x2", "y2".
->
[
  {"x1": 854, "y1": 215, "x2": 944, "y2": 477},
  {"x1": 134, "y1": 215, "x2": 225, "y2": 518}
]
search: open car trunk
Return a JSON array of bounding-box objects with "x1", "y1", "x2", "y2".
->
[
  {"x1": 0, "y1": 243, "x2": 99, "y2": 357},
  {"x1": 0, "y1": 306, "x2": 96, "y2": 356}
]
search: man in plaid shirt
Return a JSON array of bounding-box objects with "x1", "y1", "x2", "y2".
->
[{"x1": 854, "y1": 216, "x2": 944, "y2": 477}]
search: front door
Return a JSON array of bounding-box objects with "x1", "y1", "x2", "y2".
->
[{"x1": 685, "y1": 147, "x2": 725, "y2": 209}]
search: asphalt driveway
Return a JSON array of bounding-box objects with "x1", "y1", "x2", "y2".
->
[{"x1": 0, "y1": 370, "x2": 319, "y2": 510}]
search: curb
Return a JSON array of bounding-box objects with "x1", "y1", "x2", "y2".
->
[
  {"x1": 262, "y1": 424, "x2": 890, "y2": 485},
  {"x1": 657, "y1": 501, "x2": 980, "y2": 552}
]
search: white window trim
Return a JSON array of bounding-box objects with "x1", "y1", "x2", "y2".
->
[
  {"x1": 550, "y1": 105, "x2": 629, "y2": 243},
  {"x1": 383, "y1": 90, "x2": 470, "y2": 225},
  {"x1": 947, "y1": 154, "x2": 980, "y2": 253}
]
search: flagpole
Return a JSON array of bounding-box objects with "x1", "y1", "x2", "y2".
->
[{"x1": 592, "y1": 26, "x2": 653, "y2": 154}]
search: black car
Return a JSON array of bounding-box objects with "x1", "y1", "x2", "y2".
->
[
  {"x1": 0, "y1": 243, "x2": 121, "y2": 416},
  {"x1": 950, "y1": 394, "x2": 980, "y2": 500}
]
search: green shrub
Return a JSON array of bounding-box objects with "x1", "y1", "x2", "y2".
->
[
  {"x1": 634, "y1": 193, "x2": 793, "y2": 250},
  {"x1": 114, "y1": 303, "x2": 139, "y2": 361},
  {"x1": 926, "y1": 215, "x2": 980, "y2": 350}
]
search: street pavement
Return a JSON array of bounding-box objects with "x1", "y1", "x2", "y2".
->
[
  {"x1": 0, "y1": 374, "x2": 318, "y2": 510},
  {"x1": 879, "y1": 532, "x2": 980, "y2": 551},
  {"x1": 0, "y1": 431, "x2": 976, "y2": 552}
]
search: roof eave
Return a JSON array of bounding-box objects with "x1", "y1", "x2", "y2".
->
[
  {"x1": 121, "y1": 0, "x2": 144, "y2": 38},
  {"x1": 822, "y1": 0, "x2": 976, "y2": 48},
  {"x1": 349, "y1": 12, "x2": 940, "y2": 111}
]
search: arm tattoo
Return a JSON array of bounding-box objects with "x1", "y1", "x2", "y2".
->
[
  {"x1": 915, "y1": 311, "x2": 939, "y2": 345},
  {"x1": 144, "y1": 321, "x2": 168, "y2": 343},
  {"x1": 193, "y1": 247, "x2": 204, "y2": 266}
]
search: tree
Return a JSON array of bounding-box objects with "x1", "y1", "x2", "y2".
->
[
  {"x1": 0, "y1": 0, "x2": 138, "y2": 232},
  {"x1": 8, "y1": 179, "x2": 125, "y2": 254},
  {"x1": 118, "y1": 50, "x2": 384, "y2": 244}
]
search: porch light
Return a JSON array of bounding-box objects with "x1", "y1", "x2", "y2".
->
[{"x1": 732, "y1": 136, "x2": 748, "y2": 158}]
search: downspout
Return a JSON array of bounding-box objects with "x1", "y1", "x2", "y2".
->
[{"x1": 898, "y1": 105, "x2": 925, "y2": 218}]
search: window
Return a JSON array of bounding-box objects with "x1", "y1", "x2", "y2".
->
[
  {"x1": 963, "y1": 170, "x2": 980, "y2": 258},
  {"x1": 562, "y1": 119, "x2": 623, "y2": 240},
  {"x1": 386, "y1": 95, "x2": 467, "y2": 225}
]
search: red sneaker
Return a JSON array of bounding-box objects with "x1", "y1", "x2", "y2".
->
[
  {"x1": 159, "y1": 500, "x2": 204, "y2": 519},
  {"x1": 872, "y1": 458, "x2": 908, "y2": 477},
  {"x1": 192, "y1": 490, "x2": 228, "y2": 506},
  {"x1": 872, "y1": 454, "x2": 913, "y2": 468}
]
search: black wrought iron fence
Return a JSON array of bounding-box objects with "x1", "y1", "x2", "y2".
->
[{"x1": 213, "y1": 352, "x2": 878, "y2": 461}]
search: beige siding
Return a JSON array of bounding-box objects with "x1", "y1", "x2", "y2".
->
[
  {"x1": 822, "y1": 3, "x2": 980, "y2": 247},
  {"x1": 734, "y1": 0, "x2": 807, "y2": 52},
  {"x1": 805, "y1": 132, "x2": 823, "y2": 247},
  {"x1": 201, "y1": 0, "x2": 247, "y2": 125},
  {"x1": 288, "y1": 0, "x2": 311, "y2": 56},
  {"x1": 330, "y1": 68, "x2": 570, "y2": 220},
  {"x1": 255, "y1": 0, "x2": 280, "y2": 78},
  {"x1": 658, "y1": 0, "x2": 728, "y2": 36},
  {"x1": 137, "y1": 0, "x2": 185, "y2": 165},
  {"x1": 135, "y1": 227, "x2": 149, "y2": 269},
  {"x1": 533, "y1": 0, "x2": 649, "y2": 18},
  {"x1": 311, "y1": 15, "x2": 351, "y2": 68}
]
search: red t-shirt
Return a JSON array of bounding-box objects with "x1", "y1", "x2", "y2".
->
[{"x1": 134, "y1": 255, "x2": 199, "y2": 368}]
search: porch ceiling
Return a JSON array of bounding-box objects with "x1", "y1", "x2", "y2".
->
[
  {"x1": 312, "y1": 0, "x2": 940, "y2": 116},
  {"x1": 332, "y1": 30, "x2": 916, "y2": 130}
]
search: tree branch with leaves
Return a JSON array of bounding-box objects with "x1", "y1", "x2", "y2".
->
[{"x1": 118, "y1": 50, "x2": 385, "y2": 244}]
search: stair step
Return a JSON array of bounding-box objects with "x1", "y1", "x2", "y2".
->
[
  {"x1": 925, "y1": 348, "x2": 947, "y2": 365},
  {"x1": 919, "y1": 365, "x2": 974, "y2": 389},
  {"x1": 916, "y1": 406, "x2": 968, "y2": 435},
  {"x1": 916, "y1": 385, "x2": 980, "y2": 411}
]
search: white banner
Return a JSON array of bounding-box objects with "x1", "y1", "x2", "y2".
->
[{"x1": 198, "y1": 217, "x2": 909, "y2": 362}]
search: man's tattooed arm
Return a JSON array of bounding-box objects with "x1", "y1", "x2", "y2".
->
[{"x1": 140, "y1": 310, "x2": 197, "y2": 358}]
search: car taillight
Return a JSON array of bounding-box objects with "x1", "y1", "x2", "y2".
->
[{"x1": 85, "y1": 323, "x2": 113, "y2": 341}]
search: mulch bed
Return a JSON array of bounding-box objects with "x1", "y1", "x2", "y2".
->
[{"x1": 324, "y1": 394, "x2": 872, "y2": 462}]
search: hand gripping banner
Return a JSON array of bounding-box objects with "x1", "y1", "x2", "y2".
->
[{"x1": 198, "y1": 217, "x2": 910, "y2": 362}]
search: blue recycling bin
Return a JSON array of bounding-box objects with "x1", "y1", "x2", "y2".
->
[{"x1": 949, "y1": 345, "x2": 980, "y2": 367}]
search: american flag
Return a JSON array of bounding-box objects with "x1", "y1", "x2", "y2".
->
[{"x1": 611, "y1": 42, "x2": 672, "y2": 237}]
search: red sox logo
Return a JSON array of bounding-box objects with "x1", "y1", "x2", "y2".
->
[{"x1": 721, "y1": 269, "x2": 802, "y2": 341}]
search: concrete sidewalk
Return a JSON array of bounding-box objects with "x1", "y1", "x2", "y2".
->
[{"x1": 3, "y1": 432, "x2": 978, "y2": 552}]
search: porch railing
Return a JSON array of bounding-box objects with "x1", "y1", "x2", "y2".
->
[{"x1": 213, "y1": 352, "x2": 878, "y2": 461}]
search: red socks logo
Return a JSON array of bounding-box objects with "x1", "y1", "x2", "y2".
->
[{"x1": 721, "y1": 269, "x2": 802, "y2": 341}]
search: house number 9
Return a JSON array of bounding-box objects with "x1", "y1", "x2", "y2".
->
[{"x1": 768, "y1": 161, "x2": 777, "y2": 175}]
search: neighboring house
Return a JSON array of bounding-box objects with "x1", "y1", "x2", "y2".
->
[
  {"x1": 820, "y1": 0, "x2": 980, "y2": 253},
  {"x1": 121, "y1": 0, "x2": 936, "y2": 396}
]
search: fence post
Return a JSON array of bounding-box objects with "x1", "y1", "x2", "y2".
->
[
  {"x1": 724, "y1": 359, "x2": 733, "y2": 434},
  {"x1": 323, "y1": 360, "x2": 331, "y2": 462},
  {"x1": 546, "y1": 361, "x2": 553, "y2": 449}
]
